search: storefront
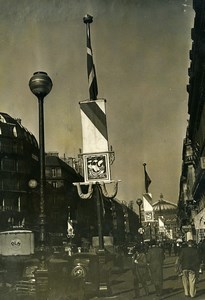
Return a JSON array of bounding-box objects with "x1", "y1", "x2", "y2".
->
[{"x1": 194, "y1": 208, "x2": 205, "y2": 242}]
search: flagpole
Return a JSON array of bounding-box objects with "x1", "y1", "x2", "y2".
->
[{"x1": 83, "y1": 14, "x2": 98, "y2": 101}]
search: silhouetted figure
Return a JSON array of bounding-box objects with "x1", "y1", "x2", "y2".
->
[
  {"x1": 198, "y1": 238, "x2": 205, "y2": 264},
  {"x1": 178, "y1": 239, "x2": 201, "y2": 298},
  {"x1": 174, "y1": 242, "x2": 178, "y2": 256},
  {"x1": 146, "y1": 239, "x2": 165, "y2": 297},
  {"x1": 132, "y1": 246, "x2": 149, "y2": 298}
]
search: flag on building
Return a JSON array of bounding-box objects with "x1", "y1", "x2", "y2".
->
[
  {"x1": 84, "y1": 14, "x2": 98, "y2": 101},
  {"x1": 142, "y1": 193, "x2": 154, "y2": 222}
]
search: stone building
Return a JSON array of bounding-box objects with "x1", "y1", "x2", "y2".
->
[{"x1": 178, "y1": 0, "x2": 205, "y2": 242}]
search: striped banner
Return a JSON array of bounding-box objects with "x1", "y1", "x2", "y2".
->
[
  {"x1": 158, "y1": 216, "x2": 165, "y2": 232},
  {"x1": 142, "y1": 193, "x2": 154, "y2": 222},
  {"x1": 80, "y1": 99, "x2": 109, "y2": 153}
]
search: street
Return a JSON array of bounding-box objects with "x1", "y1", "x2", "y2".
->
[
  {"x1": 1, "y1": 252, "x2": 205, "y2": 300},
  {"x1": 103, "y1": 254, "x2": 205, "y2": 300}
]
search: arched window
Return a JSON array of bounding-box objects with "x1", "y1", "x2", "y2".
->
[{"x1": 13, "y1": 126, "x2": 17, "y2": 137}]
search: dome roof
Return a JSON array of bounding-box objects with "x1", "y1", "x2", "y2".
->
[
  {"x1": 0, "y1": 112, "x2": 38, "y2": 147},
  {"x1": 152, "y1": 194, "x2": 177, "y2": 212}
]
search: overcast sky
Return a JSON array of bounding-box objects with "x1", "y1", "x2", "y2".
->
[{"x1": 0, "y1": 0, "x2": 194, "y2": 204}]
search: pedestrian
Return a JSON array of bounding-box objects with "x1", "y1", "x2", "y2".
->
[
  {"x1": 132, "y1": 246, "x2": 149, "y2": 298},
  {"x1": 146, "y1": 239, "x2": 165, "y2": 297},
  {"x1": 198, "y1": 238, "x2": 205, "y2": 265},
  {"x1": 166, "y1": 242, "x2": 172, "y2": 256},
  {"x1": 173, "y1": 242, "x2": 178, "y2": 256},
  {"x1": 178, "y1": 239, "x2": 201, "y2": 298}
]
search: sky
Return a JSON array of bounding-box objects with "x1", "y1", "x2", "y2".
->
[{"x1": 0, "y1": 0, "x2": 194, "y2": 205}]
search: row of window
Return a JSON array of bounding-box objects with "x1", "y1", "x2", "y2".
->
[
  {"x1": 0, "y1": 179, "x2": 27, "y2": 191},
  {"x1": 46, "y1": 167, "x2": 62, "y2": 178},
  {"x1": 0, "y1": 138, "x2": 38, "y2": 155},
  {"x1": 0, "y1": 158, "x2": 31, "y2": 173},
  {"x1": 47, "y1": 180, "x2": 64, "y2": 188},
  {"x1": 0, "y1": 196, "x2": 27, "y2": 209},
  {"x1": 0, "y1": 140, "x2": 24, "y2": 154},
  {"x1": 0, "y1": 178, "x2": 65, "y2": 191}
]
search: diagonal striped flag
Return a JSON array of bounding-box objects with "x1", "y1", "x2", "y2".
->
[
  {"x1": 83, "y1": 14, "x2": 98, "y2": 101},
  {"x1": 80, "y1": 99, "x2": 109, "y2": 153},
  {"x1": 142, "y1": 193, "x2": 154, "y2": 222}
]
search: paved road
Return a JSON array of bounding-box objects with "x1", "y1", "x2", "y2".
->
[{"x1": 99, "y1": 255, "x2": 205, "y2": 300}]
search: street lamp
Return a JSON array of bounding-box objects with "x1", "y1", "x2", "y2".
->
[
  {"x1": 29, "y1": 71, "x2": 53, "y2": 299},
  {"x1": 136, "y1": 198, "x2": 144, "y2": 245},
  {"x1": 136, "y1": 198, "x2": 143, "y2": 226}
]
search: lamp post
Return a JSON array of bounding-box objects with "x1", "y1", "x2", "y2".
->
[
  {"x1": 136, "y1": 198, "x2": 143, "y2": 226},
  {"x1": 74, "y1": 180, "x2": 118, "y2": 298},
  {"x1": 136, "y1": 198, "x2": 144, "y2": 244},
  {"x1": 29, "y1": 71, "x2": 53, "y2": 300}
]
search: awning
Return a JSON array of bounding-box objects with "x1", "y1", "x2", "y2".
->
[{"x1": 194, "y1": 208, "x2": 205, "y2": 230}]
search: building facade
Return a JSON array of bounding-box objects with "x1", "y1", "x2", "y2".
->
[
  {"x1": 0, "y1": 112, "x2": 141, "y2": 250},
  {"x1": 0, "y1": 112, "x2": 40, "y2": 231},
  {"x1": 178, "y1": 0, "x2": 205, "y2": 242}
]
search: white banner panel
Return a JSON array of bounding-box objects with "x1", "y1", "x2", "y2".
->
[
  {"x1": 143, "y1": 193, "x2": 154, "y2": 222},
  {"x1": 143, "y1": 193, "x2": 153, "y2": 211},
  {"x1": 158, "y1": 216, "x2": 165, "y2": 232},
  {"x1": 80, "y1": 99, "x2": 109, "y2": 153},
  {"x1": 194, "y1": 208, "x2": 205, "y2": 229}
]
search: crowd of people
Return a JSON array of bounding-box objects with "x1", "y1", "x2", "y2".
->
[{"x1": 131, "y1": 238, "x2": 205, "y2": 299}]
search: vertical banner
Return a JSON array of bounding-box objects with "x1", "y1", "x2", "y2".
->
[
  {"x1": 158, "y1": 216, "x2": 165, "y2": 232},
  {"x1": 80, "y1": 99, "x2": 109, "y2": 153},
  {"x1": 143, "y1": 193, "x2": 154, "y2": 222}
]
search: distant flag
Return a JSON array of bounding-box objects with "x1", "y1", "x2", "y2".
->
[
  {"x1": 67, "y1": 206, "x2": 74, "y2": 238},
  {"x1": 67, "y1": 220, "x2": 74, "y2": 238},
  {"x1": 21, "y1": 218, "x2": 25, "y2": 227},
  {"x1": 143, "y1": 163, "x2": 151, "y2": 193},
  {"x1": 83, "y1": 14, "x2": 98, "y2": 101}
]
